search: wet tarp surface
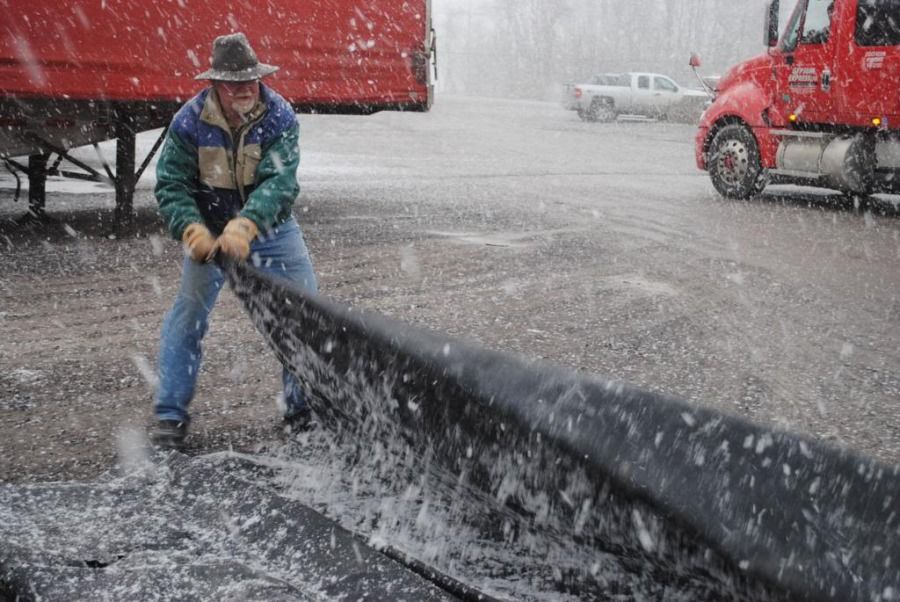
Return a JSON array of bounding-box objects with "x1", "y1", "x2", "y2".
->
[
  {"x1": 3, "y1": 259, "x2": 899, "y2": 601},
  {"x1": 0, "y1": 454, "x2": 458, "y2": 601},
  {"x1": 225, "y1": 260, "x2": 900, "y2": 602}
]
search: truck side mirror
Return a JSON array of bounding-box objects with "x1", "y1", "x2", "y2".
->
[
  {"x1": 764, "y1": 0, "x2": 780, "y2": 47},
  {"x1": 689, "y1": 53, "x2": 702, "y2": 68}
]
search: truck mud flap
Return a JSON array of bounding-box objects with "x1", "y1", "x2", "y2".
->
[{"x1": 222, "y1": 258, "x2": 900, "y2": 602}]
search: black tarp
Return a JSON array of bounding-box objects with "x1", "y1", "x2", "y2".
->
[
  {"x1": 225, "y1": 259, "x2": 900, "y2": 602},
  {"x1": 2, "y1": 259, "x2": 899, "y2": 601},
  {"x1": 0, "y1": 454, "x2": 460, "y2": 601}
]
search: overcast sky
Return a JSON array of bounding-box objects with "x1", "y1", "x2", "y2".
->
[{"x1": 431, "y1": 0, "x2": 778, "y2": 99}]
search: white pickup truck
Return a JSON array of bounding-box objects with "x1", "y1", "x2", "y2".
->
[{"x1": 563, "y1": 72, "x2": 708, "y2": 122}]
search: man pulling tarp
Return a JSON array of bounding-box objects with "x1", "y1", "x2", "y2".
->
[{"x1": 150, "y1": 33, "x2": 319, "y2": 450}]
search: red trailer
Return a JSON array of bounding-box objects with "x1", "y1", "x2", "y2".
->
[{"x1": 0, "y1": 0, "x2": 435, "y2": 224}]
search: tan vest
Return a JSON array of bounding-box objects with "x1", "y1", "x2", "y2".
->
[{"x1": 197, "y1": 91, "x2": 266, "y2": 204}]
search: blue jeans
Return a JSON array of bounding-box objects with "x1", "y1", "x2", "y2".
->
[{"x1": 154, "y1": 217, "x2": 317, "y2": 424}]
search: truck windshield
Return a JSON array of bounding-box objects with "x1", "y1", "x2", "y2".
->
[
  {"x1": 781, "y1": 0, "x2": 807, "y2": 51},
  {"x1": 781, "y1": 0, "x2": 835, "y2": 50},
  {"x1": 856, "y1": 0, "x2": 900, "y2": 46},
  {"x1": 653, "y1": 76, "x2": 678, "y2": 92},
  {"x1": 800, "y1": 0, "x2": 834, "y2": 43}
]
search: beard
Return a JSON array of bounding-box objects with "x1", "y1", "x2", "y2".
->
[{"x1": 231, "y1": 97, "x2": 256, "y2": 117}]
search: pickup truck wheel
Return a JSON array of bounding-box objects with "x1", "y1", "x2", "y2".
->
[
  {"x1": 587, "y1": 98, "x2": 616, "y2": 123},
  {"x1": 708, "y1": 124, "x2": 767, "y2": 199}
]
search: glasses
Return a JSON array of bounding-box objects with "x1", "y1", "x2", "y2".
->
[{"x1": 214, "y1": 80, "x2": 259, "y2": 92}]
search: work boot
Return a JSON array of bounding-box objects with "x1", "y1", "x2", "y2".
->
[
  {"x1": 283, "y1": 408, "x2": 315, "y2": 434},
  {"x1": 150, "y1": 420, "x2": 188, "y2": 451}
]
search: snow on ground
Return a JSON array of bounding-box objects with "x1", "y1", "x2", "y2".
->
[{"x1": 1, "y1": 94, "x2": 898, "y2": 600}]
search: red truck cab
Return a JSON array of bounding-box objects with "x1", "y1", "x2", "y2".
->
[{"x1": 696, "y1": 0, "x2": 899, "y2": 198}]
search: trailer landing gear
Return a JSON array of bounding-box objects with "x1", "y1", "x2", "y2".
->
[
  {"x1": 22, "y1": 152, "x2": 53, "y2": 224},
  {"x1": 4, "y1": 119, "x2": 167, "y2": 233},
  {"x1": 114, "y1": 119, "x2": 137, "y2": 229}
]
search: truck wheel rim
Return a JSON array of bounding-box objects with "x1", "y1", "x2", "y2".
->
[{"x1": 717, "y1": 139, "x2": 749, "y2": 185}]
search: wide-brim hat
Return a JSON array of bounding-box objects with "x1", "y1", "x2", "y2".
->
[{"x1": 195, "y1": 32, "x2": 279, "y2": 81}]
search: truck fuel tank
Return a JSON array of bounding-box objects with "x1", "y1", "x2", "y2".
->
[
  {"x1": 775, "y1": 132, "x2": 876, "y2": 194},
  {"x1": 876, "y1": 137, "x2": 900, "y2": 171}
]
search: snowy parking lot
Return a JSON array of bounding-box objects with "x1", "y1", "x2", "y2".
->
[{"x1": 2, "y1": 94, "x2": 899, "y2": 482}]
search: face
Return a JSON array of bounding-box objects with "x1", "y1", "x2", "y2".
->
[{"x1": 213, "y1": 79, "x2": 260, "y2": 117}]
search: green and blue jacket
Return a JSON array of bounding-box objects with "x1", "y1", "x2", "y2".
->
[{"x1": 155, "y1": 84, "x2": 300, "y2": 239}]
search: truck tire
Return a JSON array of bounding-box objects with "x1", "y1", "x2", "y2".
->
[
  {"x1": 708, "y1": 124, "x2": 767, "y2": 199},
  {"x1": 586, "y1": 98, "x2": 616, "y2": 123}
]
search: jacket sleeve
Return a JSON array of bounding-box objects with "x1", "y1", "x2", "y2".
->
[
  {"x1": 155, "y1": 129, "x2": 204, "y2": 240},
  {"x1": 240, "y1": 119, "x2": 300, "y2": 232}
]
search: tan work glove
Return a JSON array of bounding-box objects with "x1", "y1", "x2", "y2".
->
[
  {"x1": 212, "y1": 216, "x2": 259, "y2": 261},
  {"x1": 182, "y1": 223, "x2": 216, "y2": 262}
]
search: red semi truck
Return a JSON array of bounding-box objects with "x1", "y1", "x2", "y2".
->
[
  {"x1": 0, "y1": 0, "x2": 434, "y2": 224},
  {"x1": 694, "y1": 0, "x2": 899, "y2": 199}
]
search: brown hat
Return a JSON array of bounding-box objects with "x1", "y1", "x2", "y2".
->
[{"x1": 194, "y1": 33, "x2": 278, "y2": 81}]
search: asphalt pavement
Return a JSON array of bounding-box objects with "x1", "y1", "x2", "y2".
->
[{"x1": 296, "y1": 95, "x2": 900, "y2": 465}]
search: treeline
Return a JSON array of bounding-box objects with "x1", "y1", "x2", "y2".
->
[{"x1": 435, "y1": 0, "x2": 769, "y2": 99}]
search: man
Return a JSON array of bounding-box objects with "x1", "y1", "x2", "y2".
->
[{"x1": 151, "y1": 33, "x2": 317, "y2": 450}]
